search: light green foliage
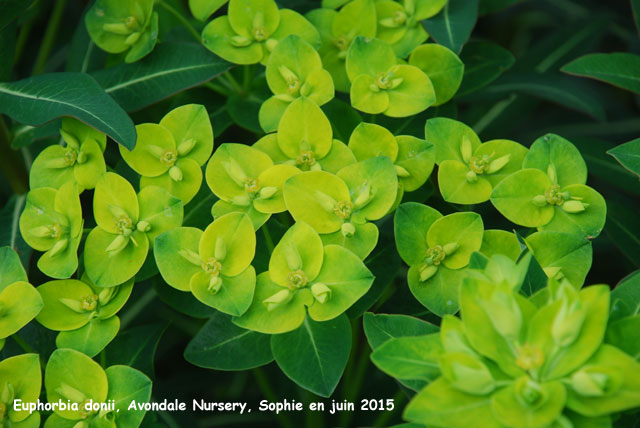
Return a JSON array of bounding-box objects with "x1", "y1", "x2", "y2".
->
[
  {"x1": 201, "y1": 0, "x2": 320, "y2": 65},
  {"x1": 491, "y1": 134, "x2": 606, "y2": 238},
  {"x1": 409, "y1": 43, "x2": 464, "y2": 105},
  {"x1": 20, "y1": 181, "x2": 83, "y2": 279},
  {"x1": 0, "y1": 353, "x2": 42, "y2": 426},
  {"x1": 284, "y1": 157, "x2": 398, "y2": 259},
  {"x1": 346, "y1": 36, "x2": 435, "y2": 117},
  {"x1": 306, "y1": 0, "x2": 378, "y2": 92},
  {"x1": 206, "y1": 142, "x2": 300, "y2": 229},
  {"x1": 260, "y1": 35, "x2": 335, "y2": 132},
  {"x1": 375, "y1": 0, "x2": 447, "y2": 58},
  {"x1": 154, "y1": 213, "x2": 256, "y2": 316},
  {"x1": 30, "y1": 118, "x2": 107, "y2": 191},
  {"x1": 234, "y1": 221, "x2": 374, "y2": 333},
  {"x1": 84, "y1": 172, "x2": 184, "y2": 287},
  {"x1": 45, "y1": 348, "x2": 151, "y2": 428},
  {"x1": 394, "y1": 202, "x2": 484, "y2": 315},
  {"x1": 0, "y1": 248, "x2": 42, "y2": 346},
  {"x1": 189, "y1": 0, "x2": 229, "y2": 21},
  {"x1": 120, "y1": 104, "x2": 214, "y2": 204},
  {"x1": 426, "y1": 117, "x2": 527, "y2": 204},
  {"x1": 36, "y1": 274, "x2": 133, "y2": 356},
  {"x1": 367, "y1": 255, "x2": 640, "y2": 428},
  {"x1": 85, "y1": 0, "x2": 158, "y2": 63}
]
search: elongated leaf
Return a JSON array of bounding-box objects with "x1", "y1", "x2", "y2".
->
[
  {"x1": 481, "y1": 73, "x2": 605, "y2": 120},
  {"x1": 363, "y1": 312, "x2": 439, "y2": 350},
  {"x1": 0, "y1": 21, "x2": 16, "y2": 81},
  {"x1": 0, "y1": 72, "x2": 136, "y2": 149},
  {"x1": 65, "y1": 5, "x2": 106, "y2": 73},
  {"x1": 185, "y1": 312, "x2": 273, "y2": 370},
  {"x1": 479, "y1": 0, "x2": 522, "y2": 15},
  {"x1": 562, "y1": 53, "x2": 640, "y2": 94},
  {"x1": 0, "y1": 0, "x2": 35, "y2": 31},
  {"x1": 608, "y1": 138, "x2": 640, "y2": 178},
  {"x1": 271, "y1": 315, "x2": 351, "y2": 397},
  {"x1": 104, "y1": 323, "x2": 167, "y2": 377},
  {"x1": 605, "y1": 200, "x2": 640, "y2": 268},
  {"x1": 92, "y1": 43, "x2": 231, "y2": 112},
  {"x1": 634, "y1": 0, "x2": 640, "y2": 37},
  {"x1": 422, "y1": 0, "x2": 479, "y2": 54},
  {"x1": 457, "y1": 41, "x2": 515, "y2": 96},
  {"x1": 0, "y1": 195, "x2": 31, "y2": 268}
]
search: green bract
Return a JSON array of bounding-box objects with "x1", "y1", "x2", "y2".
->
[
  {"x1": 45, "y1": 348, "x2": 151, "y2": 428},
  {"x1": 375, "y1": 0, "x2": 447, "y2": 58},
  {"x1": 373, "y1": 255, "x2": 640, "y2": 428},
  {"x1": 259, "y1": 35, "x2": 335, "y2": 132},
  {"x1": 19, "y1": 181, "x2": 83, "y2": 279},
  {"x1": 189, "y1": 0, "x2": 229, "y2": 21},
  {"x1": 30, "y1": 118, "x2": 107, "y2": 191},
  {"x1": 206, "y1": 142, "x2": 300, "y2": 229},
  {"x1": 120, "y1": 104, "x2": 214, "y2": 204},
  {"x1": 154, "y1": 213, "x2": 256, "y2": 316},
  {"x1": 0, "y1": 353, "x2": 42, "y2": 427},
  {"x1": 84, "y1": 172, "x2": 184, "y2": 287},
  {"x1": 0, "y1": 248, "x2": 43, "y2": 350},
  {"x1": 426, "y1": 117, "x2": 528, "y2": 204},
  {"x1": 234, "y1": 221, "x2": 374, "y2": 333},
  {"x1": 36, "y1": 274, "x2": 133, "y2": 357},
  {"x1": 85, "y1": 0, "x2": 158, "y2": 63},
  {"x1": 283, "y1": 157, "x2": 398, "y2": 259},
  {"x1": 346, "y1": 36, "x2": 435, "y2": 117},
  {"x1": 306, "y1": 0, "x2": 377, "y2": 92},
  {"x1": 394, "y1": 202, "x2": 484, "y2": 315},
  {"x1": 409, "y1": 43, "x2": 464, "y2": 105},
  {"x1": 201, "y1": 0, "x2": 320, "y2": 65},
  {"x1": 348, "y1": 122, "x2": 435, "y2": 203},
  {"x1": 491, "y1": 134, "x2": 607, "y2": 238},
  {"x1": 255, "y1": 97, "x2": 356, "y2": 173}
]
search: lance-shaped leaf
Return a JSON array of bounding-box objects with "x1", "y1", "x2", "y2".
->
[{"x1": 371, "y1": 333, "x2": 443, "y2": 383}]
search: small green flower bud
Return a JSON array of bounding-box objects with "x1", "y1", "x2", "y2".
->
[
  {"x1": 124, "y1": 32, "x2": 141, "y2": 46},
  {"x1": 341, "y1": 222, "x2": 356, "y2": 237},
  {"x1": 263, "y1": 289, "x2": 292, "y2": 311},
  {"x1": 105, "y1": 234, "x2": 128, "y2": 255},
  {"x1": 465, "y1": 170, "x2": 477, "y2": 183},
  {"x1": 123, "y1": 228, "x2": 133, "y2": 237},
  {"x1": 315, "y1": 191, "x2": 337, "y2": 212},
  {"x1": 310, "y1": 162, "x2": 322, "y2": 171},
  {"x1": 570, "y1": 370, "x2": 609, "y2": 397},
  {"x1": 394, "y1": 165, "x2": 410, "y2": 177},
  {"x1": 274, "y1": 93, "x2": 295, "y2": 102},
  {"x1": 443, "y1": 242, "x2": 459, "y2": 256},
  {"x1": 259, "y1": 186, "x2": 278, "y2": 199},
  {"x1": 49, "y1": 238, "x2": 69, "y2": 257},
  {"x1": 76, "y1": 150, "x2": 88, "y2": 164},
  {"x1": 56, "y1": 382, "x2": 87, "y2": 403},
  {"x1": 515, "y1": 377, "x2": 543, "y2": 407},
  {"x1": 98, "y1": 286, "x2": 117, "y2": 305},
  {"x1": 419, "y1": 264, "x2": 438, "y2": 282},
  {"x1": 46, "y1": 157, "x2": 73, "y2": 169},
  {"x1": 369, "y1": 83, "x2": 380, "y2": 93},
  {"x1": 562, "y1": 200, "x2": 588, "y2": 213},
  {"x1": 30, "y1": 225, "x2": 54, "y2": 238},
  {"x1": 460, "y1": 136, "x2": 473, "y2": 163},
  {"x1": 223, "y1": 159, "x2": 248, "y2": 186},
  {"x1": 59, "y1": 129, "x2": 80, "y2": 149},
  {"x1": 215, "y1": 237, "x2": 227, "y2": 261},
  {"x1": 311, "y1": 282, "x2": 332, "y2": 304},
  {"x1": 440, "y1": 353, "x2": 495, "y2": 395},
  {"x1": 208, "y1": 276, "x2": 223, "y2": 294},
  {"x1": 516, "y1": 344, "x2": 545, "y2": 371},
  {"x1": 547, "y1": 163, "x2": 558, "y2": 184},
  {"x1": 532, "y1": 195, "x2": 548, "y2": 207},
  {"x1": 58, "y1": 298, "x2": 84, "y2": 313},
  {"x1": 102, "y1": 22, "x2": 132, "y2": 35},
  {"x1": 177, "y1": 138, "x2": 197, "y2": 156},
  {"x1": 136, "y1": 220, "x2": 151, "y2": 233},
  {"x1": 169, "y1": 166, "x2": 183, "y2": 182},
  {"x1": 284, "y1": 243, "x2": 303, "y2": 271},
  {"x1": 337, "y1": 50, "x2": 348, "y2": 59},
  {"x1": 265, "y1": 38, "x2": 278, "y2": 52},
  {"x1": 552, "y1": 300, "x2": 586, "y2": 347},
  {"x1": 230, "y1": 35, "x2": 252, "y2": 47},
  {"x1": 354, "y1": 183, "x2": 372, "y2": 209},
  {"x1": 178, "y1": 249, "x2": 202, "y2": 266},
  {"x1": 144, "y1": 144, "x2": 166, "y2": 159},
  {"x1": 300, "y1": 82, "x2": 312, "y2": 97},
  {"x1": 379, "y1": 17, "x2": 401, "y2": 28},
  {"x1": 486, "y1": 154, "x2": 511, "y2": 174},
  {"x1": 81, "y1": 294, "x2": 98, "y2": 311},
  {"x1": 390, "y1": 78, "x2": 404, "y2": 89},
  {"x1": 232, "y1": 194, "x2": 252, "y2": 206}
]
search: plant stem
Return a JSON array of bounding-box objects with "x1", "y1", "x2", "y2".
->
[
  {"x1": 0, "y1": 116, "x2": 29, "y2": 194},
  {"x1": 262, "y1": 223, "x2": 275, "y2": 254},
  {"x1": 339, "y1": 319, "x2": 369, "y2": 427},
  {"x1": 12, "y1": 334, "x2": 36, "y2": 353},
  {"x1": 252, "y1": 368, "x2": 296, "y2": 428},
  {"x1": 243, "y1": 65, "x2": 252, "y2": 90},
  {"x1": 32, "y1": 0, "x2": 68, "y2": 75},
  {"x1": 204, "y1": 81, "x2": 231, "y2": 97},
  {"x1": 14, "y1": 19, "x2": 34, "y2": 65},
  {"x1": 158, "y1": 0, "x2": 202, "y2": 43},
  {"x1": 372, "y1": 389, "x2": 406, "y2": 427},
  {"x1": 223, "y1": 71, "x2": 244, "y2": 94},
  {"x1": 120, "y1": 287, "x2": 157, "y2": 329}
]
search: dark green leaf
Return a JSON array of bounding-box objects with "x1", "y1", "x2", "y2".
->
[
  {"x1": 633, "y1": 0, "x2": 640, "y2": 37},
  {"x1": 227, "y1": 94, "x2": 263, "y2": 134},
  {"x1": 92, "y1": 43, "x2": 231, "y2": 112},
  {"x1": 605, "y1": 315, "x2": 640, "y2": 360},
  {"x1": 10, "y1": 121, "x2": 59, "y2": 149},
  {"x1": 610, "y1": 270, "x2": 640, "y2": 322},
  {"x1": 363, "y1": 312, "x2": 439, "y2": 350},
  {"x1": 65, "y1": 5, "x2": 106, "y2": 73},
  {"x1": 0, "y1": 195, "x2": 31, "y2": 268},
  {"x1": 153, "y1": 276, "x2": 215, "y2": 319},
  {"x1": 422, "y1": 0, "x2": 479, "y2": 54},
  {"x1": 323, "y1": 98, "x2": 363, "y2": 143},
  {"x1": 608, "y1": 138, "x2": 640, "y2": 178},
  {"x1": 271, "y1": 315, "x2": 351, "y2": 397},
  {"x1": 605, "y1": 200, "x2": 640, "y2": 269},
  {"x1": 457, "y1": 41, "x2": 515, "y2": 96},
  {"x1": 105, "y1": 322, "x2": 168, "y2": 377},
  {"x1": 562, "y1": 53, "x2": 640, "y2": 95},
  {"x1": 0, "y1": 0, "x2": 35, "y2": 31},
  {"x1": 185, "y1": 312, "x2": 273, "y2": 371},
  {"x1": 0, "y1": 72, "x2": 136, "y2": 149},
  {"x1": 0, "y1": 21, "x2": 16, "y2": 81},
  {"x1": 478, "y1": 0, "x2": 522, "y2": 15}
]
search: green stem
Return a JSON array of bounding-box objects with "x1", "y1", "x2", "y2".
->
[
  {"x1": 158, "y1": 0, "x2": 202, "y2": 43},
  {"x1": 262, "y1": 223, "x2": 275, "y2": 254},
  {"x1": 243, "y1": 65, "x2": 252, "y2": 90},
  {"x1": 120, "y1": 287, "x2": 157, "y2": 329},
  {"x1": 252, "y1": 368, "x2": 296, "y2": 428},
  {"x1": 32, "y1": 0, "x2": 68, "y2": 75},
  {"x1": 372, "y1": 389, "x2": 406, "y2": 427},
  {"x1": 0, "y1": 116, "x2": 29, "y2": 194},
  {"x1": 223, "y1": 71, "x2": 244, "y2": 94},
  {"x1": 12, "y1": 334, "x2": 36, "y2": 353},
  {"x1": 204, "y1": 81, "x2": 231, "y2": 97},
  {"x1": 100, "y1": 350, "x2": 107, "y2": 368},
  {"x1": 14, "y1": 19, "x2": 34, "y2": 65},
  {"x1": 339, "y1": 319, "x2": 369, "y2": 427}
]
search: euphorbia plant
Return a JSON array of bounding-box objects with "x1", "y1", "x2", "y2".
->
[{"x1": 0, "y1": 353, "x2": 42, "y2": 428}]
